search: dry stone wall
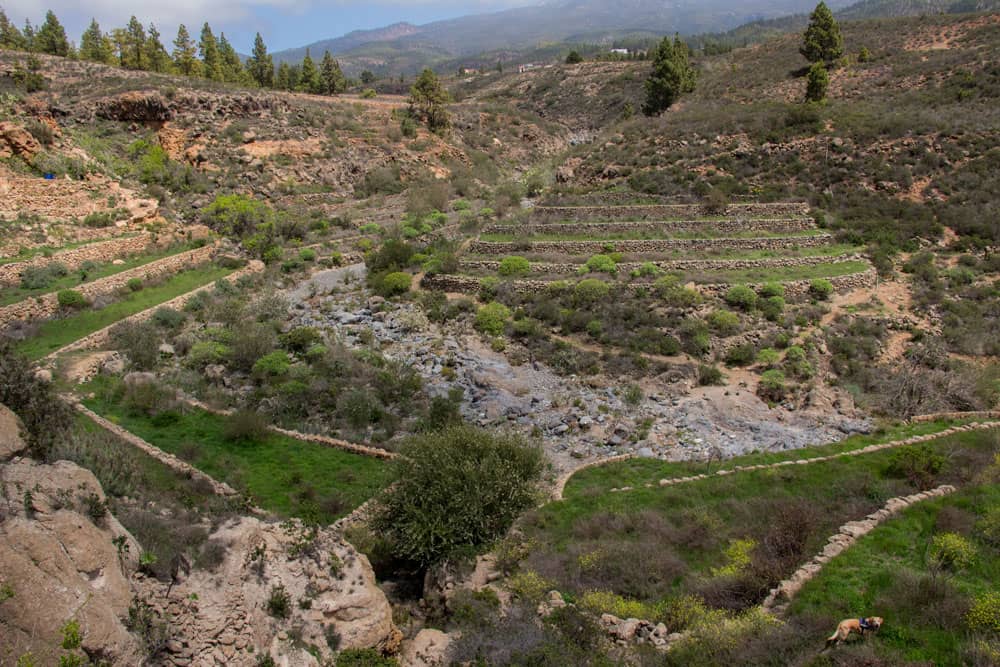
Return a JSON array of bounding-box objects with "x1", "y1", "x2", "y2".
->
[
  {"x1": 44, "y1": 260, "x2": 265, "y2": 361},
  {"x1": 530, "y1": 202, "x2": 810, "y2": 222},
  {"x1": 761, "y1": 484, "x2": 958, "y2": 612},
  {"x1": 460, "y1": 253, "x2": 866, "y2": 276},
  {"x1": 0, "y1": 244, "x2": 216, "y2": 326},
  {"x1": 485, "y1": 218, "x2": 816, "y2": 237},
  {"x1": 468, "y1": 235, "x2": 834, "y2": 256}
]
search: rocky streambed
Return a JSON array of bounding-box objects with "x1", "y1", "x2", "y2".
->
[{"x1": 288, "y1": 266, "x2": 870, "y2": 476}]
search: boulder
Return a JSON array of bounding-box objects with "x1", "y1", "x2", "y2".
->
[
  {"x1": 0, "y1": 122, "x2": 41, "y2": 159},
  {"x1": 95, "y1": 92, "x2": 173, "y2": 122},
  {"x1": 0, "y1": 404, "x2": 27, "y2": 460},
  {"x1": 401, "y1": 628, "x2": 452, "y2": 667}
]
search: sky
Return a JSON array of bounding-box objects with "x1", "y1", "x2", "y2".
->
[{"x1": 3, "y1": 0, "x2": 535, "y2": 53}]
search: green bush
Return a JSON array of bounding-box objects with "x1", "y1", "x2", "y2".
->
[
  {"x1": 252, "y1": 350, "x2": 292, "y2": 379},
  {"x1": 581, "y1": 254, "x2": 618, "y2": 274},
  {"x1": 223, "y1": 410, "x2": 270, "y2": 444},
  {"x1": 266, "y1": 584, "x2": 291, "y2": 619},
  {"x1": 280, "y1": 327, "x2": 323, "y2": 353},
  {"x1": 20, "y1": 262, "x2": 68, "y2": 290},
  {"x1": 724, "y1": 285, "x2": 757, "y2": 311},
  {"x1": 724, "y1": 343, "x2": 757, "y2": 367},
  {"x1": 475, "y1": 302, "x2": 511, "y2": 336},
  {"x1": 707, "y1": 310, "x2": 741, "y2": 335},
  {"x1": 56, "y1": 289, "x2": 87, "y2": 309},
  {"x1": 186, "y1": 341, "x2": 229, "y2": 368},
  {"x1": 758, "y1": 369, "x2": 787, "y2": 402},
  {"x1": 886, "y1": 444, "x2": 945, "y2": 490},
  {"x1": 574, "y1": 279, "x2": 610, "y2": 304},
  {"x1": 930, "y1": 533, "x2": 977, "y2": 572},
  {"x1": 498, "y1": 256, "x2": 531, "y2": 277},
  {"x1": 335, "y1": 649, "x2": 399, "y2": 667},
  {"x1": 760, "y1": 295, "x2": 785, "y2": 321},
  {"x1": 967, "y1": 591, "x2": 1000, "y2": 632},
  {"x1": 698, "y1": 364, "x2": 725, "y2": 386},
  {"x1": 379, "y1": 272, "x2": 412, "y2": 296},
  {"x1": 151, "y1": 307, "x2": 185, "y2": 329},
  {"x1": 756, "y1": 348, "x2": 781, "y2": 368},
  {"x1": 299, "y1": 248, "x2": 316, "y2": 262},
  {"x1": 758, "y1": 282, "x2": 785, "y2": 298},
  {"x1": 371, "y1": 425, "x2": 544, "y2": 565},
  {"x1": 126, "y1": 277, "x2": 143, "y2": 291},
  {"x1": 809, "y1": 278, "x2": 834, "y2": 300}
]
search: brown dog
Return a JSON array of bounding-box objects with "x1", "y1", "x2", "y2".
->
[{"x1": 825, "y1": 617, "x2": 883, "y2": 648}]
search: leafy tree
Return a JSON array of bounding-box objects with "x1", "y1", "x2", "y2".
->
[
  {"x1": 217, "y1": 33, "x2": 245, "y2": 83},
  {"x1": 79, "y1": 19, "x2": 114, "y2": 64},
  {"x1": 248, "y1": 32, "x2": 273, "y2": 88},
  {"x1": 565, "y1": 50, "x2": 583, "y2": 64},
  {"x1": 642, "y1": 35, "x2": 696, "y2": 116},
  {"x1": 172, "y1": 24, "x2": 200, "y2": 76},
  {"x1": 145, "y1": 24, "x2": 171, "y2": 72},
  {"x1": 360, "y1": 69, "x2": 376, "y2": 85},
  {"x1": 805, "y1": 62, "x2": 829, "y2": 102},
  {"x1": 199, "y1": 22, "x2": 222, "y2": 80},
  {"x1": 801, "y1": 1, "x2": 844, "y2": 64},
  {"x1": 275, "y1": 61, "x2": 292, "y2": 90},
  {"x1": 21, "y1": 19, "x2": 35, "y2": 51},
  {"x1": 320, "y1": 50, "x2": 345, "y2": 95},
  {"x1": 0, "y1": 9, "x2": 28, "y2": 50},
  {"x1": 371, "y1": 425, "x2": 544, "y2": 566},
  {"x1": 409, "y1": 68, "x2": 450, "y2": 134},
  {"x1": 298, "y1": 49, "x2": 320, "y2": 93},
  {"x1": 34, "y1": 10, "x2": 70, "y2": 57}
]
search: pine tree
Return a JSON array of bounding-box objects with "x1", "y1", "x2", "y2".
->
[
  {"x1": 172, "y1": 24, "x2": 200, "y2": 76},
  {"x1": 22, "y1": 19, "x2": 36, "y2": 51},
  {"x1": 122, "y1": 16, "x2": 146, "y2": 69},
  {"x1": 320, "y1": 50, "x2": 345, "y2": 95},
  {"x1": 360, "y1": 70, "x2": 376, "y2": 85},
  {"x1": 409, "y1": 68, "x2": 450, "y2": 134},
  {"x1": 217, "y1": 33, "x2": 244, "y2": 83},
  {"x1": 298, "y1": 49, "x2": 320, "y2": 93},
  {"x1": 248, "y1": 33, "x2": 273, "y2": 88},
  {"x1": 0, "y1": 9, "x2": 28, "y2": 50},
  {"x1": 642, "y1": 35, "x2": 696, "y2": 116},
  {"x1": 79, "y1": 19, "x2": 114, "y2": 63},
  {"x1": 145, "y1": 24, "x2": 171, "y2": 73},
  {"x1": 805, "y1": 62, "x2": 830, "y2": 102},
  {"x1": 35, "y1": 10, "x2": 70, "y2": 56},
  {"x1": 801, "y1": 2, "x2": 844, "y2": 64},
  {"x1": 275, "y1": 61, "x2": 292, "y2": 90},
  {"x1": 199, "y1": 22, "x2": 222, "y2": 80}
]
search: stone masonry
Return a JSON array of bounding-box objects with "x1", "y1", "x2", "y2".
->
[{"x1": 467, "y1": 235, "x2": 835, "y2": 256}]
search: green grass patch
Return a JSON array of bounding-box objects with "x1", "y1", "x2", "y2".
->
[
  {"x1": 564, "y1": 420, "x2": 980, "y2": 498},
  {"x1": 81, "y1": 394, "x2": 390, "y2": 524},
  {"x1": 790, "y1": 482, "x2": 1000, "y2": 664},
  {"x1": 16, "y1": 264, "x2": 234, "y2": 360},
  {"x1": 0, "y1": 243, "x2": 197, "y2": 306},
  {"x1": 687, "y1": 260, "x2": 871, "y2": 284}
]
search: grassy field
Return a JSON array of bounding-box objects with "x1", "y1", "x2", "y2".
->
[
  {"x1": 16, "y1": 264, "x2": 234, "y2": 360},
  {"x1": 788, "y1": 482, "x2": 1000, "y2": 664},
  {"x1": 0, "y1": 243, "x2": 196, "y2": 306},
  {"x1": 82, "y1": 391, "x2": 391, "y2": 524},
  {"x1": 463, "y1": 243, "x2": 863, "y2": 264},
  {"x1": 686, "y1": 259, "x2": 871, "y2": 284},
  {"x1": 516, "y1": 427, "x2": 998, "y2": 618},
  {"x1": 478, "y1": 228, "x2": 828, "y2": 242},
  {"x1": 564, "y1": 419, "x2": 980, "y2": 498}
]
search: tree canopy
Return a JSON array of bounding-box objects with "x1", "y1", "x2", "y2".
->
[
  {"x1": 801, "y1": 2, "x2": 844, "y2": 64},
  {"x1": 642, "y1": 35, "x2": 697, "y2": 116},
  {"x1": 409, "y1": 68, "x2": 451, "y2": 134}
]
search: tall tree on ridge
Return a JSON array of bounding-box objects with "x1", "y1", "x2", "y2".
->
[
  {"x1": 801, "y1": 1, "x2": 844, "y2": 64},
  {"x1": 248, "y1": 32, "x2": 274, "y2": 88},
  {"x1": 199, "y1": 22, "x2": 222, "y2": 80},
  {"x1": 35, "y1": 10, "x2": 70, "y2": 56},
  {"x1": 172, "y1": 24, "x2": 200, "y2": 76}
]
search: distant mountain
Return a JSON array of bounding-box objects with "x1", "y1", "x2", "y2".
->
[
  {"x1": 272, "y1": 22, "x2": 422, "y2": 64},
  {"x1": 839, "y1": 0, "x2": 1000, "y2": 18}
]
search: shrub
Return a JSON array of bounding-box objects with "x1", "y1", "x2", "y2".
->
[
  {"x1": 125, "y1": 277, "x2": 143, "y2": 292},
  {"x1": 360, "y1": 88, "x2": 377, "y2": 99},
  {"x1": 280, "y1": 327, "x2": 323, "y2": 353},
  {"x1": 756, "y1": 348, "x2": 781, "y2": 368},
  {"x1": 299, "y1": 248, "x2": 316, "y2": 262},
  {"x1": 967, "y1": 592, "x2": 1000, "y2": 632},
  {"x1": 371, "y1": 426, "x2": 544, "y2": 566},
  {"x1": 977, "y1": 508, "x2": 1000, "y2": 548},
  {"x1": 335, "y1": 649, "x2": 398, "y2": 667},
  {"x1": 581, "y1": 254, "x2": 617, "y2": 274},
  {"x1": 338, "y1": 389, "x2": 379, "y2": 429},
  {"x1": 111, "y1": 320, "x2": 160, "y2": 371},
  {"x1": 760, "y1": 295, "x2": 785, "y2": 321},
  {"x1": 498, "y1": 256, "x2": 531, "y2": 277},
  {"x1": 20, "y1": 262, "x2": 67, "y2": 290},
  {"x1": 724, "y1": 285, "x2": 757, "y2": 311},
  {"x1": 266, "y1": 584, "x2": 291, "y2": 619},
  {"x1": 707, "y1": 310, "x2": 741, "y2": 335},
  {"x1": 506, "y1": 570, "x2": 555, "y2": 603},
  {"x1": 758, "y1": 369, "x2": 787, "y2": 402},
  {"x1": 379, "y1": 271, "x2": 411, "y2": 296},
  {"x1": 186, "y1": 341, "x2": 229, "y2": 368},
  {"x1": 57, "y1": 289, "x2": 87, "y2": 309},
  {"x1": 252, "y1": 350, "x2": 292, "y2": 379},
  {"x1": 223, "y1": 410, "x2": 270, "y2": 443},
  {"x1": 151, "y1": 307, "x2": 185, "y2": 329},
  {"x1": 886, "y1": 444, "x2": 944, "y2": 490},
  {"x1": 698, "y1": 364, "x2": 725, "y2": 386},
  {"x1": 574, "y1": 279, "x2": 610, "y2": 304},
  {"x1": 930, "y1": 533, "x2": 977, "y2": 572},
  {"x1": 809, "y1": 278, "x2": 834, "y2": 300},
  {"x1": 758, "y1": 282, "x2": 785, "y2": 298},
  {"x1": 724, "y1": 343, "x2": 756, "y2": 367},
  {"x1": 475, "y1": 302, "x2": 511, "y2": 336}
]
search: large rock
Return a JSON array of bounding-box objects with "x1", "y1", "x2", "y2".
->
[
  {"x1": 401, "y1": 629, "x2": 452, "y2": 667},
  {"x1": 0, "y1": 121, "x2": 41, "y2": 159},
  {"x1": 136, "y1": 516, "x2": 401, "y2": 665},
  {"x1": 0, "y1": 404, "x2": 27, "y2": 460},
  {"x1": 0, "y1": 459, "x2": 142, "y2": 666},
  {"x1": 95, "y1": 92, "x2": 173, "y2": 122}
]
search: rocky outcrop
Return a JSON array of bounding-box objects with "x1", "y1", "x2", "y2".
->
[
  {"x1": 0, "y1": 121, "x2": 41, "y2": 159},
  {"x1": 0, "y1": 457, "x2": 143, "y2": 666},
  {"x1": 95, "y1": 91, "x2": 174, "y2": 122},
  {"x1": 0, "y1": 404, "x2": 27, "y2": 460},
  {"x1": 401, "y1": 628, "x2": 452, "y2": 667},
  {"x1": 135, "y1": 516, "x2": 401, "y2": 666}
]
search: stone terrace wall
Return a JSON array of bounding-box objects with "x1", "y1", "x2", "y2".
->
[
  {"x1": 468, "y1": 235, "x2": 834, "y2": 256},
  {"x1": 0, "y1": 226, "x2": 212, "y2": 286},
  {"x1": 0, "y1": 245, "x2": 217, "y2": 327},
  {"x1": 911, "y1": 410, "x2": 1000, "y2": 423},
  {"x1": 485, "y1": 218, "x2": 816, "y2": 237},
  {"x1": 422, "y1": 267, "x2": 875, "y2": 300},
  {"x1": 530, "y1": 202, "x2": 810, "y2": 222},
  {"x1": 460, "y1": 253, "x2": 867, "y2": 276},
  {"x1": 44, "y1": 260, "x2": 265, "y2": 361}
]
